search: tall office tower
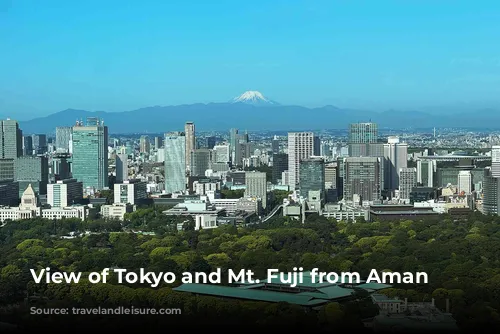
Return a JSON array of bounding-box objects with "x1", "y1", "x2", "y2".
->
[
  {"x1": 272, "y1": 135, "x2": 280, "y2": 154},
  {"x1": 47, "y1": 179, "x2": 83, "y2": 207},
  {"x1": 483, "y1": 167, "x2": 500, "y2": 215},
  {"x1": 191, "y1": 149, "x2": 212, "y2": 177},
  {"x1": 14, "y1": 156, "x2": 49, "y2": 197},
  {"x1": 52, "y1": 154, "x2": 70, "y2": 180},
  {"x1": 115, "y1": 146, "x2": 128, "y2": 183},
  {"x1": 232, "y1": 132, "x2": 250, "y2": 166},
  {"x1": 23, "y1": 136, "x2": 33, "y2": 156},
  {"x1": 139, "y1": 135, "x2": 150, "y2": 154},
  {"x1": 272, "y1": 153, "x2": 288, "y2": 184},
  {"x1": 458, "y1": 170, "x2": 472, "y2": 194},
  {"x1": 55, "y1": 127, "x2": 72, "y2": 152},
  {"x1": 0, "y1": 180, "x2": 20, "y2": 206},
  {"x1": 206, "y1": 136, "x2": 216, "y2": 149},
  {"x1": 287, "y1": 132, "x2": 316, "y2": 190},
  {"x1": 348, "y1": 122, "x2": 380, "y2": 157},
  {"x1": 383, "y1": 136, "x2": 408, "y2": 192},
  {"x1": 0, "y1": 119, "x2": 23, "y2": 158},
  {"x1": 399, "y1": 167, "x2": 417, "y2": 202},
  {"x1": 417, "y1": 159, "x2": 437, "y2": 187},
  {"x1": 313, "y1": 136, "x2": 321, "y2": 156},
  {"x1": 245, "y1": 171, "x2": 267, "y2": 210},
  {"x1": 72, "y1": 117, "x2": 109, "y2": 191},
  {"x1": 154, "y1": 136, "x2": 163, "y2": 150},
  {"x1": 343, "y1": 157, "x2": 382, "y2": 203},
  {"x1": 325, "y1": 162, "x2": 338, "y2": 202},
  {"x1": 491, "y1": 146, "x2": 500, "y2": 177},
  {"x1": 213, "y1": 144, "x2": 230, "y2": 163},
  {"x1": 299, "y1": 157, "x2": 325, "y2": 200},
  {"x1": 0, "y1": 159, "x2": 15, "y2": 181},
  {"x1": 349, "y1": 122, "x2": 378, "y2": 143},
  {"x1": 31, "y1": 134, "x2": 47, "y2": 155},
  {"x1": 185, "y1": 122, "x2": 195, "y2": 173},
  {"x1": 229, "y1": 128, "x2": 239, "y2": 162},
  {"x1": 164, "y1": 132, "x2": 186, "y2": 194}
]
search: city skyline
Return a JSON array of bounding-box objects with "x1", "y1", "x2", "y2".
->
[{"x1": 2, "y1": 1, "x2": 500, "y2": 119}]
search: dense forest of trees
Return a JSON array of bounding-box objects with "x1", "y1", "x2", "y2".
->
[{"x1": 0, "y1": 208, "x2": 500, "y2": 331}]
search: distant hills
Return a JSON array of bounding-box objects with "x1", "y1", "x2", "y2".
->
[{"x1": 16, "y1": 95, "x2": 500, "y2": 134}]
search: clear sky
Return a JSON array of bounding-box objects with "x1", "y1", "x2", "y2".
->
[{"x1": 1, "y1": 0, "x2": 500, "y2": 119}]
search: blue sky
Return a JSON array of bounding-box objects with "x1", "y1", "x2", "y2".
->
[{"x1": 1, "y1": 0, "x2": 500, "y2": 119}]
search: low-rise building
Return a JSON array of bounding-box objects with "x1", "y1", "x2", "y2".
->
[{"x1": 101, "y1": 203, "x2": 134, "y2": 220}]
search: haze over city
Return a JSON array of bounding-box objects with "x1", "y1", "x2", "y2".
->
[{"x1": 2, "y1": 0, "x2": 500, "y2": 121}]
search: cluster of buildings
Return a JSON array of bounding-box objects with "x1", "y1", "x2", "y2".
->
[{"x1": 1, "y1": 116, "x2": 499, "y2": 227}]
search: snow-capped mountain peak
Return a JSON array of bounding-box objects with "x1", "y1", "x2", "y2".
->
[{"x1": 232, "y1": 91, "x2": 278, "y2": 105}]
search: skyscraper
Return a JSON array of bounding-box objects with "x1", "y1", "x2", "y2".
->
[
  {"x1": 299, "y1": 157, "x2": 325, "y2": 200},
  {"x1": 483, "y1": 167, "x2": 500, "y2": 215},
  {"x1": 14, "y1": 156, "x2": 49, "y2": 197},
  {"x1": 0, "y1": 119, "x2": 23, "y2": 159},
  {"x1": 229, "y1": 128, "x2": 239, "y2": 163},
  {"x1": 205, "y1": 136, "x2": 216, "y2": 149},
  {"x1": 115, "y1": 146, "x2": 128, "y2": 183},
  {"x1": 164, "y1": 132, "x2": 186, "y2": 194},
  {"x1": 416, "y1": 159, "x2": 436, "y2": 187},
  {"x1": 272, "y1": 135, "x2": 280, "y2": 154},
  {"x1": 399, "y1": 167, "x2": 417, "y2": 202},
  {"x1": 213, "y1": 144, "x2": 230, "y2": 163},
  {"x1": 72, "y1": 118, "x2": 109, "y2": 191},
  {"x1": 23, "y1": 136, "x2": 33, "y2": 156},
  {"x1": 491, "y1": 146, "x2": 500, "y2": 177},
  {"x1": 343, "y1": 157, "x2": 382, "y2": 203},
  {"x1": 139, "y1": 135, "x2": 150, "y2": 154},
  {"x1": 458, "y1": 170, "x2": 472, "y2": 194},
  {"x1": 185, "y1": 122, "x2": 195, "y2": 173},
  {"x1": 272, "y1": 153, "x2": 288, "y2": 184},
  {"x1": 31, "y1": 134, "x2": 47, "y2": 155},
  {"x1": 245, "y1": 171, "x2": 267, "y2": 210},
  {"x1": 287, "y1": 132, "x2": 316, "y2": 190},
  {"x1": 56, "y1": 127, "x2": 72, "y2": 153},
  {"x1": 191, "y1": 149, "x2": 212, "y2": 177},
  {"x1": 348, "y1": 122, "x2": 378, "y2": 143},
  {"x1": 383, "y1": 136, "x2": 408, "y2": 192}
]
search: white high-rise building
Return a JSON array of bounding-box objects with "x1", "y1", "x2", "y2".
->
[
  {"x1": 245, "y1": 171, "x2": 267, "y2": 211},
  {"x1": 55, "y1": 127, "x2": 72, "y2": 153},
  {"x1": 383, "y1": 136, "x2": 408, "y2": 192},
  {"x1": 185, "y1": 122, "x2": 195, "y2": 173},
  {"x1": 213, "y1": 144, "x2": 230, "y2": 163},
  {"x1": 164, "y1": 132, "x2": 186, "y2": 194},
  {"x1": 47, "y1": 179, "x2": 83, "y2": 208},
  {"x1": 287, "y1": 132, "x2": 315, "y2": 190},
  {"x1": 458, "y1": 171, "x2": 472, "y2": 194},
  {"x1": 492, "y1": 146, "x2": 500, "y2": 177}
]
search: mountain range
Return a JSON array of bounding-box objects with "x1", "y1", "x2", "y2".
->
[{"x1": 15, "y1": 91, "x2": 500, "y2": 134}]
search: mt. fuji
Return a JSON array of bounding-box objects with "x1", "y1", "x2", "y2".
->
[{"x1": 231, "y1": 91, "x2": 279, "y2": 106}]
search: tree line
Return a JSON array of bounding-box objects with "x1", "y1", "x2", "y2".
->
[{"x1": 0, "y1": 208, "x2": 499, "y2": 331}]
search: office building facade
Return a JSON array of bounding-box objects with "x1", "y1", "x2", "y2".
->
[
  {"x1": 47, "y1": 179, "x2": 83, "y2": 208},
  {"x1": 55, "y1": 127, "x2": 72, "y2": 152},
  {"x1": 245, "y1": 171, "x2": 267, "y2": 210},
  {"x1": 343, "y1": 157, "x2": 382, "y2": 203},
  {"x1": 71, "y1": 118, "x2": 109, "y2": 191},
  {"x1": 185, "y1": 122, "x2": 195, "y2": 173},
  {"x1": 287, "y1": 132, "x2": 316, "y2": 190},
  {"x1": 299, "y1": 158, "x2": 325, "y2": 200},
  {"x1": 164, "y1": 132, "x2": 186, "y2": 194}
]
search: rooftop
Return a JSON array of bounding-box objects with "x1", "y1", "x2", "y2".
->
[{"x1": 173, "y1": 271, "x2": 392, "y2": 307}]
